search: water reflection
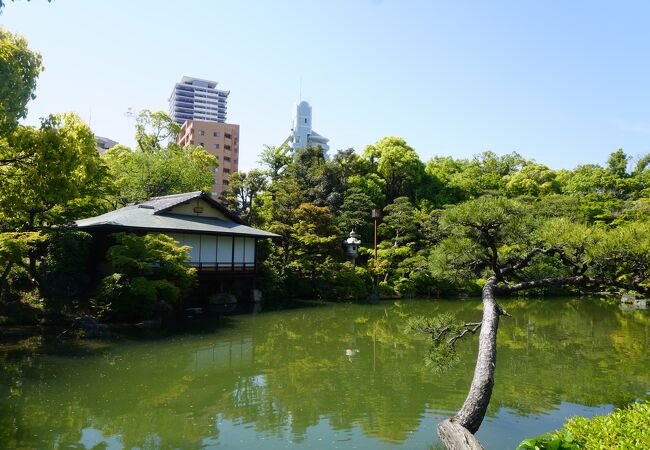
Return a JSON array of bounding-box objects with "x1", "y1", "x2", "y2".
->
[{"x1": 0, "y1": 298, "x2": 648, "y2": 449}]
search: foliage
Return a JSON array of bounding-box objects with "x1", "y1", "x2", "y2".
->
[
  {"x1": 94, "y1": 233, "x2": 196, "y2": 321},
  {"x1": 0, "y1": 114, "x2": 111, "y2": 230},
  {"x1": 364, "y1": 136, "x2": 424, "y2": 202},
  {"x1": 330, "y1": 265, "x2": 369, "y2": 300},
  {"x1": 336, "y1": 188, "x2": 375, "y2": 243},
  {"x1": 425, "y1": 152, "x2": 528, "y2": 204},
  {"x1": 380, "y1": 196, "x2": 419, "y2": 246},
  {"x1": 289, "y1": 203, "x2": 341, "y2": 279},
  {"x1": 347, "y1": 173, "x2": 386, "y2": 208},
  {"x1": 0, "y1": 231, "x2": 44, "y2": 300},
  {"x1": 0, "y1": 28, "x2": 42, "y2": 135},
  {"x1": 404, "y1": 313, "x2": 472, "y2": 372},
  {"x1": 518, "y1": 401, "x2": 650, "y2": 450},
  {"x1": 36, "y1": 230, "x2": 93, "y2": 314},
  {"x1": 504, "y1": 162, "x2": 561, "y2": 197},
  {"x1": 251, "y1": 137, "x2": 650, "y2": 301},
  {"x1": 258, "y1": 145, "x2": 292, "y2": 182},
  {"x1": 103, "y1": 110, "x2": 217, "y2": 205},
  {"x1": 218, "y1": 169, "x2": 267, "y2": 225}
]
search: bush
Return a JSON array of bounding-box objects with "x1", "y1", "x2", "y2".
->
[
  {"x1": 38, "y1": 230, "x2": 93, "y2": 316},
  {"x1": 93, "y1": 233, "x2": 196, "y2": 321},
  {"x1": 518, "y1": 401, "x2": 650, "y2": 450},
  {"x1": 331, "y1": 265, "x2": 368, "y2": 300}
]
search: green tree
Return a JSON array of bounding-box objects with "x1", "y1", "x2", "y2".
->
[
  {"x1": 0, "y1": 231, "x2": 43, "y2": 300},
  {"x1": 103, "y1": 111, "x2": 217, "y2": 205},
  {"x1": 424, "y1": 152, "x2": 528, "y2": 204},
  {"x1": 336, "y1": 188, "x2": 375, "y2": 243},
  {"x1": 607, "y1": 148, "x2": 630, "y2": 178},
  {"x1": 380, "y1": 196, "x2": 419, "y2": 247},
  {"x1": 288, "y1": 146, "x2": 344, "y2": 209},
  {"x1": 0, "y1": 113, "x2": 111, "y2": 230},
  {"x1": 134, "y1": 109, "x2": 179, "y2": 151},
  {"x1": 37, "y1": 230, "x2": 94, "y2": 314},
  {"x1": 347, "y1": 173, "x2": 387, "y2": 209},
  {"x1": 0, "y1": 28, "x2": 42, "y2": 137},
  {"x1": 330, "y1": 148, "x2": 371, "y2": 181},
  {"x1": 562, "y1": 163, "x2": 634, "y2": 200},
  {"x1": 218, "y1": 169, "x2": 267, "y2": 225},
  {"x1": 504, "y1": 162, "x2": 560, "y2": 197},
  {"x1": 364, "y1": 137, "x2": 424, "y2": 202},
  {"x1": 258, "y1": 145, "x2": 292, "y2": 183},
  {"x1": 424, "y1": 156, "x2": 472, "y2": 206},
  {"x1": 95, "y1": 233, "x2": 197, "y2": 321},
  {"x1": 633, "y1": 152, "x2": 650, "y2": 175},
  {"x1": 420, "y1": 196, "x2": 650, "y2": 449},
  {"x1": 290, "y1": 203, "x2": 341, "y2": 280}
]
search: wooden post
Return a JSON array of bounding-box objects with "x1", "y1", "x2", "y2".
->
[{"x1": 231, "y1": 237, "x2": 235, "y2": 272}]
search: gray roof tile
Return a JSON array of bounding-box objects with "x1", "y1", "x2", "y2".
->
[{"x1": 75, "y1": 193, "x2": 278, "y2": 238}]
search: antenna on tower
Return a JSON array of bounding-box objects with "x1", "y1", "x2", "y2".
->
[{"x1": 299, "y1": 77, "x2": 302, "y2": 101}]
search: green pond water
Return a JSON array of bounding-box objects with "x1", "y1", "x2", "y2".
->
[{"x1": 1, "y1": 297, "x2": 649, "y2": 450}]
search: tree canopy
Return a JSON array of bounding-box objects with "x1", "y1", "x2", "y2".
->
[
  {"x1": 103, "y1": 110, "x2": 218, "y2": 205},
  {"x1": 0, "y1": 28, "x2": 42, "y2": 136},
  {"x1": 0, "y1": 113, "x2": 110, "y2": 230}
]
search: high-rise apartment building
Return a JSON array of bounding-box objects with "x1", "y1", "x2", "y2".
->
[
  {"x1": 169, "y1": 76, "x2": 229, "y2": 125},
  {"x1": 170, "y1": 76, "x2": 239, "y2": 197},
  {"x1": 177, "y1": 120, "x2": 240, "y2": 197}
]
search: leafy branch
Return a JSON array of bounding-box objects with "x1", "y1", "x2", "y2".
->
[{"x1": 405, "y1": 313, "x2": 483, "y2": 373}]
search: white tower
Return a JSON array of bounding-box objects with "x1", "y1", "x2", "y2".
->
[{"x1": 287, "y1": 101, "x2": 329, "y2": 152}]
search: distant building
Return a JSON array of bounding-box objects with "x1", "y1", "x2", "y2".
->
[
  {"x1": 169, "y1": 76, "x2": 229, "y2": 125},
  {"x1": 177, "y1": 120, "x2": 240, "y2": 197},
  {"x1": 282, "y1": 101, "x2": 329, "y2": 153},
  {"x1": 95, "y1": 136, "x2": 118, "y2": 154}
]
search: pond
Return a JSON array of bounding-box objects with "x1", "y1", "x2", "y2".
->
[{"x1": 0, "y1": 297, "x2": 648, "y2": 449}]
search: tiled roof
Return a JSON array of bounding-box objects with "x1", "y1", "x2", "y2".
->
[
  {"x1": 75, "y1": 192, "x2": 278, "y2": 238},
  {"x1": 139, "y1": 191, "x2": 205, "y2": 212}
]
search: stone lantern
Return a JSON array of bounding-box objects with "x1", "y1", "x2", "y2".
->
[{"x1": 344, "y1": 230, "x2": 361, "y2": 266}]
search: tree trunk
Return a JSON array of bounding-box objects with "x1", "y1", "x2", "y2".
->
[
  {"x1": 437, "y1": 276, "x2": 501, "y2": 448},
  {"x1": 0, "y1": 261, "x2": 14, "y2": 300},
  {"x1": 438, "y1": 419, "x2": 484, "y2": 450}
]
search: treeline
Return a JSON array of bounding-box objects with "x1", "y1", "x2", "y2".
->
[
  {"x1": 1, "y1": 27, "x2": 649, "y2": 325},
  {"x1": 220, "y1": 139, "x2": 650, "y2": 300}
]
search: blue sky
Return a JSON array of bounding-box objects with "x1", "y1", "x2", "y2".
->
[{"x1": 2, "y1": 0, "x2": 649, "y2": 171}]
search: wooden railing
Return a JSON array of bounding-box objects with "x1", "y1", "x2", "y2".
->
[{"x1": 189, "y1": 262, "x2": 257, "y2": 273}]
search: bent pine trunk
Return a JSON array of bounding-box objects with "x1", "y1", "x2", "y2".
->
[{"x1": 437, "y1": 277, "x2": 501, "y2": 450}]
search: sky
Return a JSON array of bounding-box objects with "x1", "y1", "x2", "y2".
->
[{"x1": 2, "y1": 0, "x2": 650, "y2": 171}]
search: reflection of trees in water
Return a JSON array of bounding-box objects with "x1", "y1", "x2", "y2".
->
[
  {"x1": 0, "y1": 298, "x2": 648, "y2": 447},
  {"x1": 490, "y1": 298, "x2": 650, "y2": 415}
]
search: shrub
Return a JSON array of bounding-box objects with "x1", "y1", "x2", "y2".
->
[
  {"x1": 94, "y1": 233, "x2": 196, "y2": 321},
  {"x1": 518, "y1": 401, "x2": 650, "y2": 450},
  {"x1": 38, "y1": 230, "x2": 93, "y2": 315},
  {"x1": 331, "y1": 265, "x2": 368, "y2": 300}
]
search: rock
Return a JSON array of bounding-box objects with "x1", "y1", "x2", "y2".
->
[
  {"x1": 62, "y1": 316, "x2": 110, "y2": 339},
  {"x1": 183, "y1": 308, "x2": 203, "y2": 319},
  {"x1": 621, "y1": 294, "x2": 637, "y2": 304},
  {"x1": 251, "y1": 289, "x2": 263, "y2": 303},
  {"x1": 208, "y1": 293, "x2": 238, "y2": 314},
  {"x1": 136, "y1": 318, "x2": 163, "y2": 328}
]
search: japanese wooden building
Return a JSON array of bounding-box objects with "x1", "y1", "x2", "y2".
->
[{"x1": 75, "y1": 191, "x2": 278, "y2": 300}]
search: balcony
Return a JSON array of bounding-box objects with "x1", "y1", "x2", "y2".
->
[{"x1": 190, "y1": 262, "x2": 258, "y2": 273}]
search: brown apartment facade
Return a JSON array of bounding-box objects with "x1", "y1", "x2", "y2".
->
[{"x1": 177, "y1": 120, "x2": 240, "y2": 197}]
